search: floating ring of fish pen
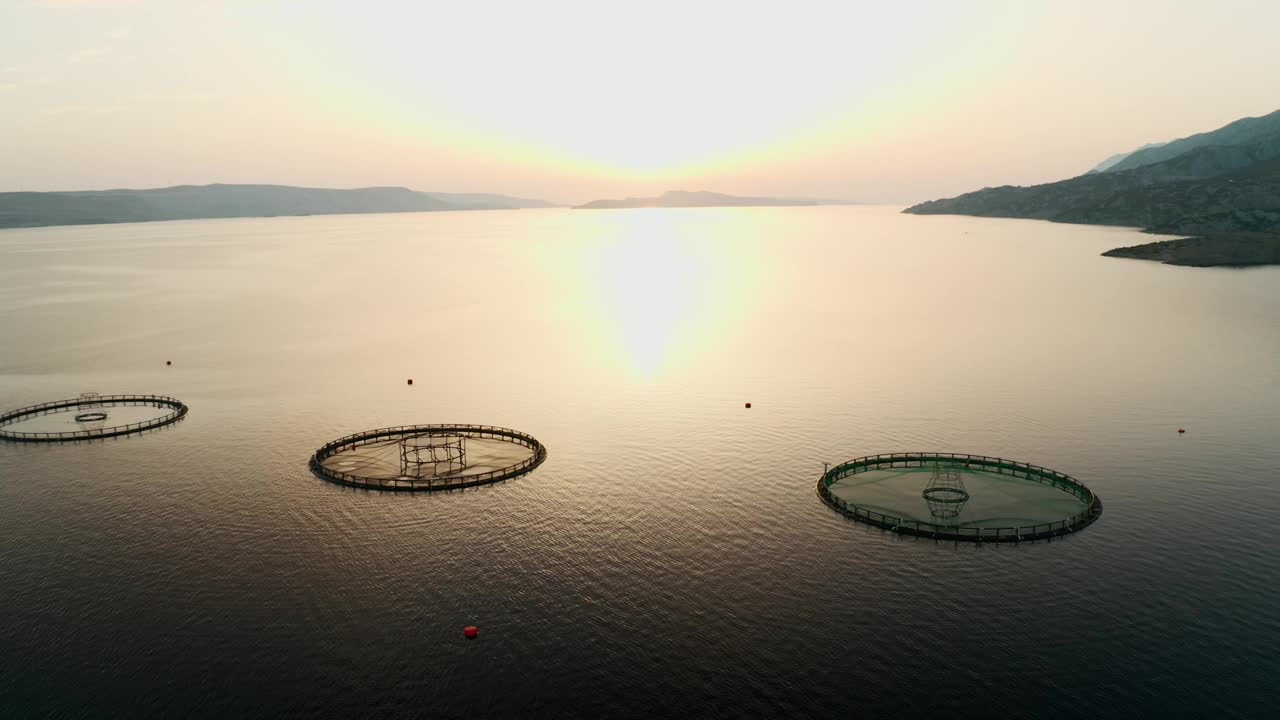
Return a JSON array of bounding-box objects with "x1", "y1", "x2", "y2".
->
[
  {"x1": 817, "y1": 452, "x2": 1102, "y2": 542},
  {"x1": 309, "y1": 423, "x2": 547, "y2": 491},
  {"x1": 0, "y1": 394, "x2": 189, "y2": 442}
]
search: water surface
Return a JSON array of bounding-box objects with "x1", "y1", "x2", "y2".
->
[{"x1": 1, "y1": 207, "x2": 1277, "y2": 717}]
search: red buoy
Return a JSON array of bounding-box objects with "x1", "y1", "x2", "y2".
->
[
  {"x1": 464, "y1": 625, "x2": 478, "y2": 639},
  {"x1": 745, "y1": 402, "x2": 752, "y2": 409},
  {"x1": 407, "y1": 378, "x2": 413, "y2": 385},
  {"x1": 1177, "y1": 428, "x2": 1185, "y2": 434}
]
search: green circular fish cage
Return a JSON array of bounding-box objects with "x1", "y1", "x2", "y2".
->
[{"x1": 818, "y1": 452, "x2": 1102, "y2": 542}]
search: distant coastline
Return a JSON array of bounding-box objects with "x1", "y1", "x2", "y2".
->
[
  {"x1": 574, "y1": 190, "x2": 852, "y2": 210},
  {"x1": 0, "y1": 184, "x2": 560, "y2": 230}
]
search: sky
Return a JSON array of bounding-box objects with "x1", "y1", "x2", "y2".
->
[{"x1": 1, "y1": 0, "x2": 1278, "y2": 204}]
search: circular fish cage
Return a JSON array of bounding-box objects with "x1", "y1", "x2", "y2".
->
[
  {"x1": 310, "y1": 424, "x2": 547, "y2": 491},
  {"x1": 0, "y1": 394, "x2": 189, "y2": 442},
  {"x1": 818, "y1": 452, "x2": 1102, "y2": 542}
]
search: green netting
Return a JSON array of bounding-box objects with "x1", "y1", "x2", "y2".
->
[{"x1": 828, "y1": 466, "x2": 1088, "y2": 529}]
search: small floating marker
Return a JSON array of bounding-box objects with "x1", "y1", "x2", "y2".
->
[
  {"x1": 165, "y1": 361, "x2": 171, "y2": 366},
  {"x1": 464, "y1": 625, "x2": 478, "y2": 639},
  {"x1": 744, "y1": 402, "x2": 752, "y2": 409},
  {"x1": 407, "y1": 378, "x2": 414, "y2": 386},
  {"x1": 1177, "y1": 428, "x2": 1186, "y2": 434}
]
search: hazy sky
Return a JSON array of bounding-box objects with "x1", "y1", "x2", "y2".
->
[{"x1": 2, "y1": 0, "x2": 1277, "y2": 204}]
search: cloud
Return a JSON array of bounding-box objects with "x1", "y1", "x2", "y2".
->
[
  {"x1": 25, "y1": 0, "x2": 139, "y2": 7},
  {"x1": 66, "y1": 46, "x2": 111, "y2": 64},
  {"x1": 41, "y1": 105, "x2": 126, "y2": 115},
  {"x1": 137, "y1": 90, "x2": 217, "y2": 104},
  {"x1": 59, "y1": 24, "x2": 134, "y2": 66}
]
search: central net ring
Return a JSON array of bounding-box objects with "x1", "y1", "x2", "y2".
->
[{"x1": 922, "y1": 486, "x2": 970, "y2": 503}]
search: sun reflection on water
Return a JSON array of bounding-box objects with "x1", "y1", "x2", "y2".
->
[{"x1": 555, "y1": 209, "x2": 765, "y2": 379}]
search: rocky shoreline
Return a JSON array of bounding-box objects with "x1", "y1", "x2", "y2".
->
[{"x1": 1100, "y1": 234, "x2": 1280, "y2": 267}]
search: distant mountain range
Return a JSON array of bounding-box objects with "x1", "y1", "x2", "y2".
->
[
  {"x1": 574, "y1": 190, "x2": 849, "y2": 209},
  {"x1": 904, "y1": 109, "x2": 1280, "y2": 266},
  {"x1": 0, "y1": 184, "x2": 559, "y2": 229}
]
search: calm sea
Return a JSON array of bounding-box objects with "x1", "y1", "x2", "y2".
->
[{"x1": 1, "y1": 206, "x2": 1277, "y2": 718}]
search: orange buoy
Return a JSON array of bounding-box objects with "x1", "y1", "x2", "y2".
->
[
  {"x1": 464, "y1": 625, "x2": 478, "y2": 639},
  {"x1": 745, "y1": 402, "x2": 752, "y2": 409},
  {"x1": 407, "y1": 378, "x2": 413, "y2": 385}
]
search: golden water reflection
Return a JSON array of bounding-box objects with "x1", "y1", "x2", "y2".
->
[{"x1": 549, "y1": 209, "x2": 768, "y2": 378}]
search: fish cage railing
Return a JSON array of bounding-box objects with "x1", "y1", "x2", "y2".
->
[
  {"x1": 309, "y1": 424, "x2": 547, "y2": 491},
  {"x1": 824, "y1": 452, "x2": 1096, "y2": 505},
  {"x1": 0, "y1": 395, "x2": 189, "y2": 442}
]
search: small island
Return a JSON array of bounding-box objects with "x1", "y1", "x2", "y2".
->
[{"x1": 574, "y1": 190, "x2": 820, "y2": 210}]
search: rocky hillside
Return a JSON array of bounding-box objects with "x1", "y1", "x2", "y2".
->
[
  {"x1": 903, "y1": 110, "x2": 1280, "y2": 266},
  {"x1": 908, "y1": 150, "x2": 1280, "y2": 234},
  {"x1": 1104, "y1": 109, "x2": 1280, "y2": 173}
]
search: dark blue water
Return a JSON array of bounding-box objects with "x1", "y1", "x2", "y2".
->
[{"x1": 1, "y1": 208, "x2": 1277, "y2": 717}]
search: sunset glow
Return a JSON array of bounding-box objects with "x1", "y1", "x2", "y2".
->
[{"x1": 2, "y1": 0, "x2": 1278, "y2": 203}]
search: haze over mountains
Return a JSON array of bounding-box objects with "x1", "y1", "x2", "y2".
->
[
  {"x1": 0, "y1": 184, "x2": 558, "y2": 230},
  {"x1": 574, "y1": 190, "x2": 849, "y2": 209},
  {"x1": 905, "y1": 109, "x2": 1280, "y2": 266},
  {"x1": 7, "y1": 108, "x2": 1279, "y2": 268},
  {"x1": 0, "y1": 185, "x2": 860, "y2": 229},
  {"x1": 1084, "y1": 143, "x2": 1166, "y2": 175}
]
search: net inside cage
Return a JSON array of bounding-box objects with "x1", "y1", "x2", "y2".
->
[
  {"x1": 922, "y1": 462, "x2": 970, "y2": 522},
  {"x1": 399, "y1": 434, "x2": 467, "y2": 477},
  {"x1": 74, "y1": 393, "x2": 108, "y2": 428}
]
